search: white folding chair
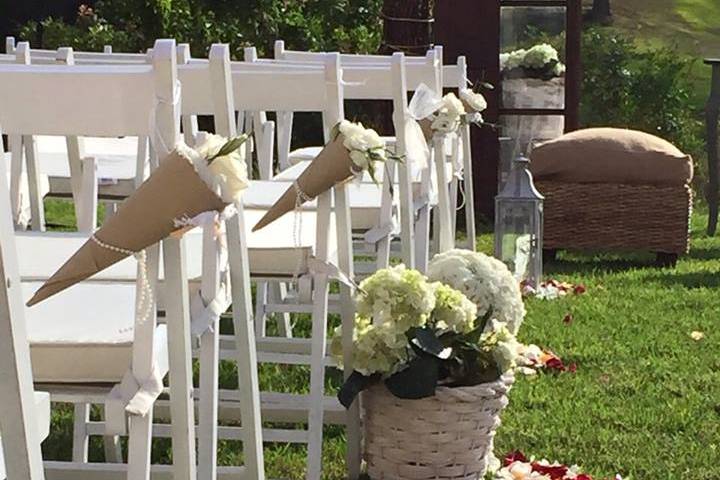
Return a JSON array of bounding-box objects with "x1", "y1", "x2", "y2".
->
[
  {"x1": 0, "y1": 140, "x2": 49, "y2": 480},
  {"x1": 0, "y1": 39, "x2": 197, "y2": 480},
  {"x1": 177, "y1": 46, "x2": 357, "y2": 479},
  {"x1": 252, "y1": 48, "x2": 442, "y2": 272}
]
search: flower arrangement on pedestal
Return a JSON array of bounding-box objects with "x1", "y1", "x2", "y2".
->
[
  {"x1": 499, "y1": 43, "x2": 566, "y2": 153},
  {"x1": 500, "y1": 43, "x2": 566, "y2": 81},
  {"x1": 333, "y1": 252, "x2": 526, "y2": 480}
]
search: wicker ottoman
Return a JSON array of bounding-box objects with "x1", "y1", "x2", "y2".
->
[{"x1": 530, "y1": 128, "x2": 693, "y2": 265}]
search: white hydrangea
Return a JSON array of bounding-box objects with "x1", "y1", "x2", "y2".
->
[
  {"x1": 502, "y1": 48, "x2": 527, "y2": 70},
  {"x1": 552, "y1": 62, "x2": 566, "y2": 77},
  {"x1": 355, "y1": 264, "x2": 436, "y2": 331},
  {"x1": 484, "y1": 320, "x2": 521, "y2": 372},
  {"x1": 330, "y1": 317, "x2": 409, "y2": 376},
  {"x1": 427, "y1": 249, "x2": 526, "y2": 334},
  {"x1": 430, "y1": 282, "x2": 477, "y2": 334},
  {"x1": 522, "y1": 43, "x2": 560, "y2": 69},
  {"x1": 460, "y1": 88, "x2": 488, "y2": 113}
]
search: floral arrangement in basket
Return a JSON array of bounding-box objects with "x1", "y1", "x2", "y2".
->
[
  {"x1": 332, "y1": 249, "x2": 526, "y2": 404},
  {"x1": 500, "y1": 43, "x2": 566, "y2": 81}
]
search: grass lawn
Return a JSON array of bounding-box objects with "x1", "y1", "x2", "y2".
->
[{"x1": 40, "y1": 200, "x2": 719, "y2": 478}]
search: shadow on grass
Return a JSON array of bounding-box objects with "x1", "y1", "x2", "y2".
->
[
  {"x1": 686, "y1": 245, "x2": 720, "y2": 261},
  {"x1": 640, "y1": 269, "x2": 720, "y2": 289},
  {"x1": 544, "y1": 251, "x2": 658, "y2": 276}
]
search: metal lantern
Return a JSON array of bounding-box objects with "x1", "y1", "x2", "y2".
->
[{"x1": 494, "y1": 156, "x2": 544, "y2": 287}]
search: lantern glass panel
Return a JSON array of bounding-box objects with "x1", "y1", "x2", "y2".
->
[{"x1": 496, "y1": 198, "x2": 543, "y2": 286}]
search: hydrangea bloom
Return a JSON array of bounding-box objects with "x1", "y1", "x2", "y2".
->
[
  {"x1": 430, "y1": 282, "x2": 477, "y2": 334},
  {"x1": 355, "y1": 264, "x2": 436, "y2": 332},
  {"x1": 427, "y1": 249, "x2": 526, "y2": 334},
  {"x1": 523, "y1": 43, "x2": 560, "y2": 69}
]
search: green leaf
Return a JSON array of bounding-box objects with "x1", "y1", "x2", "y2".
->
[
  {"x1": 337, "y1": 371, "x2": 378, "y2": 409},
  {"x1": 410, "y1": 327, "x2": 452, "y2": 359},
  {"x1": 384, "y1": 354, "x2": 439, "y2": 399},
  {"x1": 207, "y1": 134, "x2": 249, "y2": 164}
]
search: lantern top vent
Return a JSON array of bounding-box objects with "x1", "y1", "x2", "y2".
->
[{"x1": 496, "y1": 156, "x2": 544, "y2": 201}]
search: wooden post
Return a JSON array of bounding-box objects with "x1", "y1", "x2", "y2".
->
[
  {"x1": 435, "y1": 0, "x2": 501, "y2": 219},
  {"x1": 565, "y1": 0, "x2": 582, "y2": 132},
  {"x1": 705, "y1": 59, "x2": 720, "y2": 235}
]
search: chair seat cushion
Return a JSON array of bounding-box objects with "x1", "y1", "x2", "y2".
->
[
  {"x1": 530, "y1": 128, "x2": 693, "y2": 186},
  {"x1": 245, "y1": 208, "x2": 338, "y2": 276},
  {"x1": 244, "y1": 180, "x2": 382, "y2": 230},
  {"x1": 23, "y1": 281, "x2": 167, "y2": 383}
]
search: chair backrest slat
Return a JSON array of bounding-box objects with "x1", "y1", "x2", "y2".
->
[{"x1": 0, "y1": 64, "x2": 157, "y2": 136}]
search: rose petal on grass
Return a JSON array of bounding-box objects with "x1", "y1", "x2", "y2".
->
[{"x1": 690, "y1": 331, "x2": 705, "y2": 341}]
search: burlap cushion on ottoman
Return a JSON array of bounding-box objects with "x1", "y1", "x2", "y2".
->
[
  {"x1": 529, "y1": 128, "x2": 693, "y2": 257},
  {"x1": 530, "y1": 127, "x2": 693, "y2": 186}
]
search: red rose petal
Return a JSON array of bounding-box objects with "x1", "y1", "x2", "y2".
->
[
  {"x1": 563, "y1": 313, "x2": 574, "y2": 324},
  {"x1": 503, "y1": 450, "x2": 528, "y2": 466},
  {"x1": 576, "y1": 474, "x2": 593, "y2": 480},
  {"x1": 531, "y1": 462, "x2": 568, "y2": 479},
  {"x1": 574, "y1": 284, "x2": 587, "y2": 295},
  {"x1": 568, "y1": 363, "x2": 578, "y2": 373}
]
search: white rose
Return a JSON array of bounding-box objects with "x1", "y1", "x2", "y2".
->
[
  {"x1": 431, "y1": 112, "x2": 459, "y2": 133},
  {"x1": 195, "y1": 133, "x2": 249, "y2": 200},
  {"x1": 349, "y1": 150, "x2": 369, "y2": 170},
  {"x1": 441, "y1": 92, "x2": 465, "y2": 116},
  {"x1": 460, "y1": 88, "x2": 488, "y2": 113}
]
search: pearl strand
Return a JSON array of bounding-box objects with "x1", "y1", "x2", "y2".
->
[{"x1": 91, "y1": 235, "x2": 153, "y2": 327}]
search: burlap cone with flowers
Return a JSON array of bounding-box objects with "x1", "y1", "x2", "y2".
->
[
  {"x1": 27, "y1": 135, "x2": 247, "y2": 306},
  {"x1": 253, "y1": 133, "x2": 360, "y2": 232}
]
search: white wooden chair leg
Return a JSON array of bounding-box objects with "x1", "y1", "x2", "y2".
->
[
  {"x1": 22, "y1": 135, "x2": 45, "y2": 232},
  {"x1": 414, "y1": 163, "x2": 432, "y2": 273},
  {"x1": 126, "y1": 411, "x2": 153, "y2": 480},
  {"x1": 305, "y1": 273, "x2": 330, "y2": 480},
  {"x1": 450, "y1": 176, "x2": 459, "y2": 237},
  {"x1": 77, "y1": 157, "x2": 98, "y2": 233},
  {"x1": 0, "y1": 151, "x2": 45, "y2": 479},
  {"x1": 102, "y1": 424, "x2": 123, "y2": 464},
  {"x1": 9, "y1": 135, "x2": 25, "y2": 228},
  {"x1": 227, "y1": 209, "x2": 265, "y2": 480},
  {"x1": 461, "y1": 125, "x2": 476, "y2": 251},
  {"x1": 375, "y1": 162, "x2": 395, "y2": 270},
  {"x1": 396, "y1": 153, "x2": 415, "y2": 270},
  {"x1": 433, "y1": 134, "x2": 454, "y2": 253},
  {"x1": 335, "y1": 184, "x2": 361, "y2": 479},
  {"x1": 163, "y1": 237, "x2": 198, "y2": 480},
  {"x1": 72, "y1": 403, "x2": 90, "y2": 462},
  {"x1": 268, "y1": 282, "x2": 292, "y2": 338},
  {"x1": 198, "y1": 324, "x2": 219, "y2": 480},
  {"x1": 254, "y1": 281, "x2": 268, "y2": 338}
]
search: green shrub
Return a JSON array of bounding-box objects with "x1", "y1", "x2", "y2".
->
[
  {"x1": 581, "y1": 27, "x2": 705, "y2": 181},
  {"x1": 18, "y1": 0, "x2": 383, "y2": 59}
]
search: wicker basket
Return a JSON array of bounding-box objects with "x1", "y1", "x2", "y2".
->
[
  {"x1": 537, "y1": 181, "x2": 693, "y2": 255},
  {"x1": 362, "y1": 374, "x2": 514, "y2": 480}
]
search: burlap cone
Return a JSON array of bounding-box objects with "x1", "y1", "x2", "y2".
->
[
  {"x1": 27, "y1": 149, "x2": 227, "y2": 306},
  {"x1": 419, "y1": 118, "x2": 433, "y2": 141},
  {"x1": 252, "y1": 135, "x2": 355, "y2": 232}
]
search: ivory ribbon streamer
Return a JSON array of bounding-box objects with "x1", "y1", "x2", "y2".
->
[{"x1": 105, "y1": 361, "x2": 167, "y2": 435}]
